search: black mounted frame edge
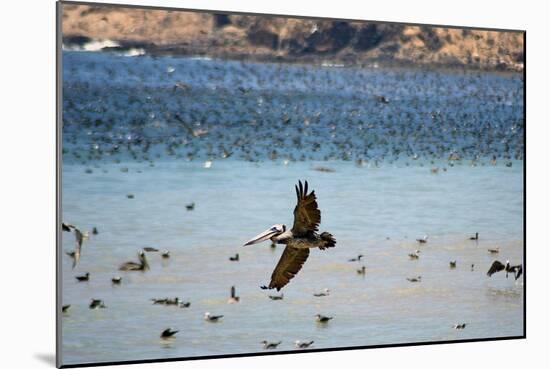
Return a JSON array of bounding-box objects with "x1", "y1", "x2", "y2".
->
[{"x1": 55, "y1": 1, "x2": 527, "y2": 367}]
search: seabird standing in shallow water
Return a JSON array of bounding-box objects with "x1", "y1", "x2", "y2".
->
[
  {"x1": 244, "y1": 181, "x2": 336, "y2": 291},
  {"x1": 487, "y1": 260, "x2": 523, "y2": 280}
]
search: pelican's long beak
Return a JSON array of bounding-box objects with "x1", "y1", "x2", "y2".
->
[{"x1": 244, "y1": 228, "x2": 278, "y2": 246}]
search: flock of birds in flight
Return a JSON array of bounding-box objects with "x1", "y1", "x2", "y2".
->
[{"x1": 62, "y1": 180, "x2": 523, "y2": 350}]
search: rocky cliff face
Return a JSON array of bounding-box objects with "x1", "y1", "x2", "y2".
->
[{"x1": 61, "y1": 4, "x2": 524, "y2": 71}]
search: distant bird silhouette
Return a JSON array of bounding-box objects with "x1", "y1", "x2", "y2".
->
[
  {"x1": 268, "y1": 294, "x2": 284, "y2": 300},
  {"x1": 487, "y1": 260, "x2": 523, "y2": 280},
  {"x1": 227, "y1": 286, "x2": 240, "y2": 304},
  {"x1": 313, "y1": 288, "x2": 330, "y2": 297},
  {"x1": 75, "y1": 272, "x2": 89, "y2": 282},
  {"x1": 204, "y1": 312, "x2": 224, "y2": 322},
  {"x1": 161, "y1": 251, "x2": 170, "y2": 259},
  {"x1": 295, "y1": 340, "x2": 314, "y2": 349},
  {"x1": 454, "y1": 323, "x2": 467, "y2": 329},
  {"x1": 449, "y1": 261, "x2": 457, "y2": 269},
  {"x1": 111, "y1": 276, "x2": 122, "y2": 285},
  {"x1": 161, "y1": 328, "x2": 178, "y2": 339},
  {"x1": 143, "y1": 247, "x2": 159, "y2": 252},
  {"x1": 127, "y1": 194, "x2": 135, "y2": 199},
  {"x1": 179, "y1": 302, "x2": 191, "y2": 308},
  {"x1": 416, "y1": 235, "x2": 428, "y2": 244},
  {"x1": 185, "y1": 202, "x2": 195, "y2": 211},
  {"x1": 261, "y1": 340, "x2": 282, "y2": 349},
  {"x1": 356, "y1": 266, "x2": 366, "y2": 275},
  {"x1": 229, "y1": 253, "x2": 239, "y2": 261},
  {"x1": 92, "y1": 227, "x2": 98, "y2": 235},
  {"x1": 348, "y1": 254, "x2": 364, "y2": 262},
  {"x1": 315, "y1": 314, "x2": 333, "y2": 323},
  {"x1": 408, "y1": 250, "x2": 421, "y2": 259},
  {"x1": 62, "y1": 304, "x2": 71, "y2": 313},
  {"x1": 469, "y1": 232, "x2": 479, "y2": 241},
  {"x1": 407, "y1": 276, "x2": 422, "y2": 282},
  {"x1": 89, "y1": 299, "x2": 106, "y2": 309},
  {"x1": 488, "y1": 247, "x2": 500, "y2": 254}
]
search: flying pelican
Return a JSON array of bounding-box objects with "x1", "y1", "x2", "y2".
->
[
  {"x1": 119, "y1": 251, "x2": 150, "y2": 271},
  {"x1": 227, "y1": 286, "x2": 240, "y2": 304},
  {"x1": 295, "y1": 340, "x2": 314, "y2": 349},
  {"x1": 261, "y1": 341, "x2": 282, "y2": 349},
  {"x1": 487, "y1": 260, "x2": 523, "y2": 280},
  {"x1": 62, "y1": 223, "x2": 84, "y2": 269},
  {"x1": 244, "y1": 181, "x2": 336, "y2": 291}
]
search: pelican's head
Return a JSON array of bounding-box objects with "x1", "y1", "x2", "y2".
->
[{"x1": 244, "y1": 224, "x2": 286, "y2": 246}]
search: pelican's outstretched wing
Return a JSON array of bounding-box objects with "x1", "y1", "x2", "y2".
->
[
  {"x1": 267, "y1": 246, "x2": 310, "y2": 291},
  {"x1": 487, "y1": 260, "x2": 505, "y2": 277},
  {"x1": 72, "y1": 228, "x2": 83, "y2": 269},
  {"x1": 291, "y1": 181, "x2": 321, "y2": 237}
]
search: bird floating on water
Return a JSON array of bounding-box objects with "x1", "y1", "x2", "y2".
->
[
  {"x1": 261, "y1": 340, "x2": 282, "y2": 349},
  {"x1": 89, "y1": 299, "x2": 106, "y2": 309},
  {"x1": 295, "y1": 340, "x2": 314, "y2": 349},
  {"x1": 227, "y1": 286, "x2": 240, "y2": 304},
  {"x1": 416, "y1": 235, "x2": 428, "y2": 244},
  {"x1": 408, "y1": 250, "x2": 421, "y2": 259},
  {"x1": 348, "y1": 254, "x2": 364, "y2": 262},
  {"x1": 313, "y1": 288, "x2": 330, "y2": 297},
  {"x1": 119, "y1": 251, "x2": 150, "y2": 271},
  {"x1": 454, "y1": 323, "x2": 467, "y2": 329},
  {"x1": 357, "y1": 266, "x2": 366, "y2": 275},
  {"x1": 315, "y1": 314, "x2": 333, "y2": 323},
  {"x1": 161, "y1": 328, "x2": 178, "y2": 339},
  {"x1": 469, "y1": 232, "x2": 479, "y2": 241},
  {"x1": 75, "y1": 272, "x2": 89, "y2": 282},
  {"x1": 161, "y1": 251, "x2": 170, "y2": 259},
  {"x1": 449, "y1": 260, "x2": 457, "y2": 269},
  {"x1": 204, "y1": 312, "x2": 224, "y2": 322},
  {"x1": 268, "y1": 294, "x2": 284, "y2": 300},
  {"x1": 488, "y1": 247, "x2": 500, "y2": 254},
  {"x1": 179, "y1": 301, "x2": 191, "y2": 308},
  {"x1": 185, "y1": 202, "x2": 195, "y2": 210},
  {"x1": 244, "y1": 181, "x2": 336, "y2": 291},
  {"x1": 487, "y1": 260, "x2": 523, "y2": 280},
  {"x1": 111, "y1": 276, "x2": 122, "y2": 285},
  {"x1": 407, "y1": 276, "x2": 422, "y2": 282},
  {"x1": 229, "y1": 253, "x2": 239, "y2": 261},
  {"x1": 143, "y1": 247, "x2": 159, "y2": 252}
]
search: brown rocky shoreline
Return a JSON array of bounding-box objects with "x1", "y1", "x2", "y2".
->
[{"x1": 61, "y1": 4, "x2": 524, "y2": 72}]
